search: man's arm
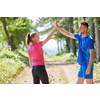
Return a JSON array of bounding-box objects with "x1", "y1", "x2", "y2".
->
[
  {"x1": 86, "y1": 49, "x2": 94, "y2": 75},
  {"x1": 55, "y1": 21, "x2": 76, "y2": 39}
]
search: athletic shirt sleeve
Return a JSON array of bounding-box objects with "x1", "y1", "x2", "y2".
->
[
  {"x1": 39, "y1": 41, "x2": 43, "y2": 46},
  {"x1": 88, "y1": 39, "x2": 94, "y2": 49},
  {"x1": 74, "y1": 33, "x2": 81, "y2": 40}
]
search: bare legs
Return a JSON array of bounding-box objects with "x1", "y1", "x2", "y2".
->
[
  {"x1": 77, "y1": 77, "x2": 84, "y2": 84},
  {"x1": 77, "y1": 77, "x2": 93, "y2": 84},
  {"x1": 86, "y1": 79, "x2": 93, "y2": 84}
]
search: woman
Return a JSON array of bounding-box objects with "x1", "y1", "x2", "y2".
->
[{"x1": 26, "y1": 25, "x2": 56, "y2": 84}]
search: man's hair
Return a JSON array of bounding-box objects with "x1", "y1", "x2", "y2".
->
[{"x1": 80, "y1": 21, "x2": 89, "y2": 28}]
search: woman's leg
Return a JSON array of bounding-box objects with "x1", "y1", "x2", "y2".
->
[
  {"x1": 32, "y1": 66, "x2": 40, "y2": 84},
  {"x1": 35, "y1": 65, "x2": 49, "y2": 84}
]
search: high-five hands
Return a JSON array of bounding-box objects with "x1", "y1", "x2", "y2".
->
[
  {"x1": 54, "y1": 20, "x2": 59, "y2": 29},
  {"x1": 54, "y1": 21, "x2": 57, "y2": 30}
]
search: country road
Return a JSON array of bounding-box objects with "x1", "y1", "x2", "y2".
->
[{"x1": 11, "y1": 56, "x2": 100, "y2": 84}]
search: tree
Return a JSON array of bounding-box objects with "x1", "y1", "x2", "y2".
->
[
  {"x1": 83, "y1": 17, "x2": 86, "y2": 21},
  {"x1": 89, "y1": 17, "x2": 95, "y2": 41},
  {"x1": 68, "y1": 17, "x2": 76, "y2": 55},
  {"x1": 0, "y1": 17, "x2": 33, "y2": 50},
  {"x1": 94, "y1": 18, "x2": 100, "y2": 61},
  {"x1": 0, "y1": 17, "x2": 14, "y2": 49}
]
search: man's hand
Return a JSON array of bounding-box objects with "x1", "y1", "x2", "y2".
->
[
  {"x1": 54, "y1": 20, "x2": 75, "y2": 39},
  {"x1": 54, "y1": 20, "x2": 59, "y2": 29},
  {"x1": 54, "y1": 21, "x2": 57, "y2": 30},
  {"x1": 86, "y1": 67, "x2": 91, "y2": 75}
]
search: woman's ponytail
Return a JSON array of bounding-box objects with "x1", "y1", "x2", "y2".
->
[
  {"x1": 26, "y1": 33, "x2": 31, "y2": 46},
  {"x1": 26, "y1": 32, "x2": 37, "y2": 46}
]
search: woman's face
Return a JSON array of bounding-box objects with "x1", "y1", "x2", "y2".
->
[{"x1": 32, "y1": 33, "x2": 40, "y2": 43}]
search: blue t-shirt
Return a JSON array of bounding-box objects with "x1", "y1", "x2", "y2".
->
[{"x1": 74, "y1": 34, "x2": 94, "y2": 67}]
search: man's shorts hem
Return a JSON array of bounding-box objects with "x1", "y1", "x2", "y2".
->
[{"x1": 78, "y1": 76, "x2": 93, "y2": 79}]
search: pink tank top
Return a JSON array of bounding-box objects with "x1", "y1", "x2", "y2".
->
[{"x1": 28, "y1": 41, "x2": 45, "y2": 66}]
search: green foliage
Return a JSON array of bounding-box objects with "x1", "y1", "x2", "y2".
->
[
  {"x1": 0, "y1": 47, "x2": 18, "y2": 59},
  {"x1": 0, "y1": 17, "x2": 34, "y2": 50},
  {"x1": 94, "y1": 17, "x2": 100, "y2": 21},
  {"x1": 0, "y1": 46, "x2": 28, "y2": 84},
  {"x1": 94, "y1": 62, "x2": 100, "y2": 79},
  {"x1": 50, "y1": 52, "x2": 77, "y2": 64},
  {"x1": 96, "y1": 24, "x2": 100, "y2": 28},
  {"x1": 0, "y1": 26, "x2": 6, "y2": 43},
  {"x1": 8, "y1": 17, "x2": 33, "y2": 48},
  {"x1": 61, "y1": 76, "x2": 68, "y2": 84},
  {"x1": 94, "y1": 59, "x2": 99, "y2": 63},
  {"x1": 34, "y1": 17, "x2": 62, "y2": 34}
]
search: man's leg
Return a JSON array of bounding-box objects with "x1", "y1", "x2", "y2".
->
[
  {"x1": 86, "y1": 79, "x2": 93, "y2": 84},
  {"x1": 85, "y1": 65, "x2": 94, "y2": 84},
  {"x1": 77, "y1": 66, "x2": 84, "y2": 84},
  {"x1": 77, "y1": 77, "x2": 84, "y2": 84}
]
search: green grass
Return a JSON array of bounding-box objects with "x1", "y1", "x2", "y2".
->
[
  {"x1": 61, "y1": 76, "x2": 68, "y2": 84},
  {"x1": 0, "y1": 48, "x2": 29, "y2": 84},
  {"x1": 50, "y1": 52, "x2": 77, "y2": 64},
  {"x1": 94, "y1": 62, "x2": 100, "y2": 79}
]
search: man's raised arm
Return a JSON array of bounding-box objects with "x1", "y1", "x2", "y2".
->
[{"x1": 55, "y1": 21, "x2": 76, "y2": 39}]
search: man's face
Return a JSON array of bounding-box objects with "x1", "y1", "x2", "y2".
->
[{"x1": 78, "y1": 25, "x2": 87, "y2": 34}]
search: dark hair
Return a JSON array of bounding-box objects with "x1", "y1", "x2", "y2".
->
[
  {"x1": 26, "y1": 32, "x2": 37, "y2": 46},
  {"x1": 80, "y1": 21, "x2": 89, "y2": 28}
]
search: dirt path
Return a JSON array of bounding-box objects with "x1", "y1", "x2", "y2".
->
[
  {"x1": 11, "y1": 56, "x2": 69, "y2": 84},
  {"x1": 45, "y1": 56, "x2": 79, "y2": 84},
  {"x1": 11, "y1": 56, "x2": 100, "y2": 84}
]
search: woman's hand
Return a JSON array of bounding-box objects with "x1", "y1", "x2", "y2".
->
[
  {"x1": 54, "y1": 20, "x2": 59, "y2": 29},
  {"x1": 42, "y1": 23, "x2": 57, "y2": 45}
]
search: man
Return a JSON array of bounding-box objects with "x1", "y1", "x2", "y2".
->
[{"x1": 55, "y1": 21, "x2": 94, "y2": 84}]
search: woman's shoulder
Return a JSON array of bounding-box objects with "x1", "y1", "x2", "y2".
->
[
  {"x1": 37, "y1": 41, "x2": 43, "y2": 45},
  {"x1": 29, "y1": 41, "x2": 43, "y2": 47},
  {"x1": 29, "y1": 42, "x2": 33, "y2": 46}
]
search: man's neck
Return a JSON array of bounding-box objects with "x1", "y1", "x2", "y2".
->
[{"x1": 82, "y1": 32, "x2": 88, "y2": 37}]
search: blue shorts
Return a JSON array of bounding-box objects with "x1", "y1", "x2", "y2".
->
[{"x1": 78, "y1": 64, "x2": 94, "y2": 79}]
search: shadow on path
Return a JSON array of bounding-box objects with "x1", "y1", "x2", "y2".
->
[{"x1": 45, "y1": 60, "x2": 71, "y2": 67}]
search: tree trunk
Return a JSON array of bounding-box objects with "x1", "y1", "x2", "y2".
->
[
  {"x1": 60, "y1": 39, "x2": 63, "y2": 52},
  {"x1": 90, "y1": 18, "x2": 95, "y2": 41},
  {"x1": 57, "y1": 40, "x2": 60, "y2": 53},
  {"x1": 94, "y1": 18, "x2": 100, "y2": 61},
  {"x1": 65, "y1": 37, "x2": 70, "y2": 53},
  {"x1": 1, "y1": 18, "x2": 15, "y2": 50},
  {"x1": 69, "y1": 17, "x2": 76, "y2": 56},
  {"x1": 83, "y1": 17, "x2": 86, "y2": 21}
]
